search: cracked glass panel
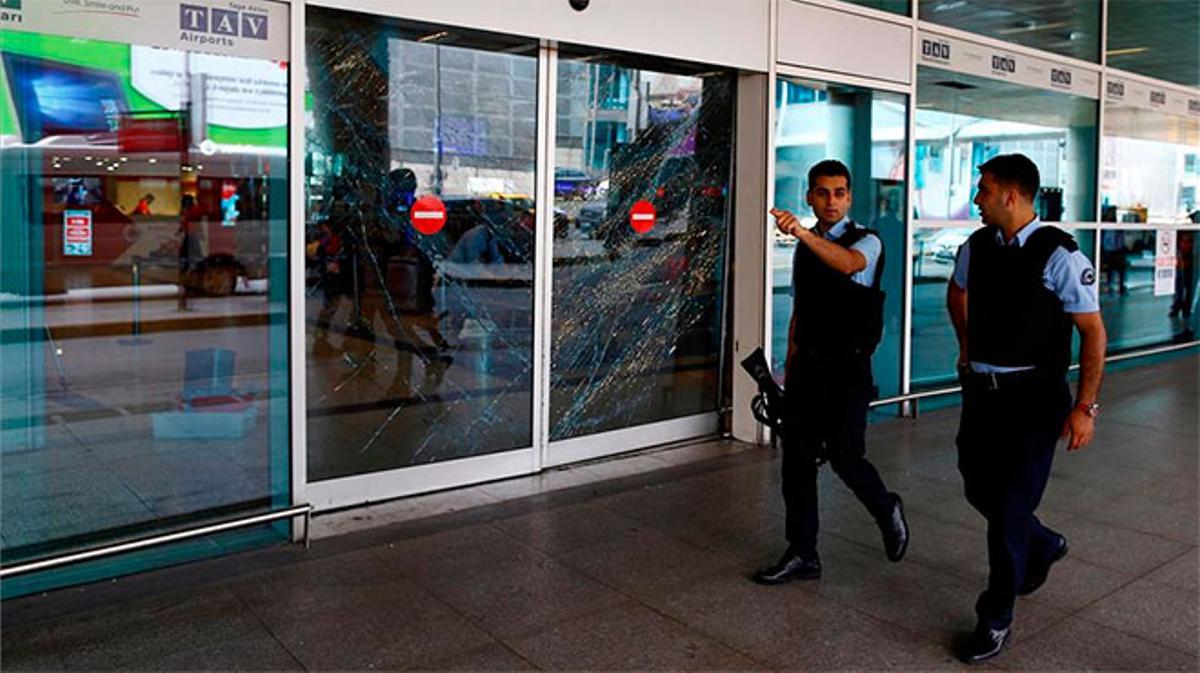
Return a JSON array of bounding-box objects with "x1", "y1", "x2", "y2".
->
[
  {"x1": 550, "y1": 52, "x2": 734, "y2": 441},
  {"x1": 306, "y1": 9, "x2": 537, "y2": 480}
]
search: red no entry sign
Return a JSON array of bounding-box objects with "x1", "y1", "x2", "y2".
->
[
  {"x1": 411, "y1": 195, "x2": 447, "y2": 235},
  {"x1": 629, "y1": 199, "x2": 656, "y2": 234}
]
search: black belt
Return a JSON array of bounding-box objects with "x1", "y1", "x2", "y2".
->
[{"x1": 961, "y1": 368, "x2": 1054, "y2": 391}]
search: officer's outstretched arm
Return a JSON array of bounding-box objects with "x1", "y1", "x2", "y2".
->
[{"x1": 771, "y1": 208, "x2": 866, "y2": 275}]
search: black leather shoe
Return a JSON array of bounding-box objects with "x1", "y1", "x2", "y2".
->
[
  {"x1": 753, "y1": 551, "x2": 821, "y2": 585},
  {"x1": 957, "y1": 626, "x2": 1011, "y2": 664},
  {"x1": 1020, "y1": 534, "x2": 1068, "y2": 596},
  {"x1": 879, "y1": 494, "x2": 909, "y2": 562}
]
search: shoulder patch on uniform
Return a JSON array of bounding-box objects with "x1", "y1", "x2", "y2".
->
[{"x1": 1081, "y1": 268, "x2": 1096, "y2": 286}]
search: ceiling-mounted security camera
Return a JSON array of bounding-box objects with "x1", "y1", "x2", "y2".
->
[{"x1": 569, "y1": 0, "x2": 590, "y2": 11}]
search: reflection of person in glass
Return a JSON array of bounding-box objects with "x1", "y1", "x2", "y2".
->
[
  {"x1": 133, "y1": 193, "x2": 155, "y2": 216},
  {"x1": 755, "y1": 160, "x2": 909, "y2": 587},
  {"x1": 309, "y1": 216, "x2": 348, "y2": 357},
  {"x1": 1101, "y1": 229, "x2": 1128, "y2": 295},
  {"x1": 177, "y1": 194, "x2": 202, "y2": 311},
  {"x1": 946, "y1": 154, "x2": 1107, "y2": 663},
  {"x1": 1170, "y1": 230, "x2": 1194, "y2": 324},
  {"x1": 380, "y1": 168, "x2": 453, "y2": 397}
]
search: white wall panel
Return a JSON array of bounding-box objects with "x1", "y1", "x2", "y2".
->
[
  {"x1": 777, "y1": 0, "x2": 911, "y2": 84},
  {"x1": 309, "y1": 0, "x2": 770, "y2": 71}
]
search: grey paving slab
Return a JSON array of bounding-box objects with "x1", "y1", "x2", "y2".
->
[
  {"x1": 505, "y1": 601, "x2": 764, "y2": 670},
  {"x1": 415, "y1": 553, "x2": 629, "y2": 640},
  {"x1": 645, "y1": 568, "x2": 968, "y2": 670},
  {"x1": 126, "y1": 632, "x2": 304, "y2": 671},
  {"x1": 51, "y1": 586, "x2": 267, "y2": 670},
  {"x1": 1053, "y1": 517, "x2": 1192, "y2": 576},
  {"x1": 1021, "y1": 555, "x2": 1138, "y2": 613},
  {"x1": 1145, "y1": 548, "x2": 1199, "y2": 591},
  {"x1": 556, "y1": 526, "x2": 739, "y2": 601},
  {"x1": 492, "y1": 501, "x2": 648, "y2": 556},
  {"x1": 405, "y1": 641, "x2": 539, "y2": 671},
  {"x1": 998, "y1": 615, "x2": 1199, "y2": 671},
  {"x1": 1076, "y1": 578, "x2": 1199, "y2": 656}
]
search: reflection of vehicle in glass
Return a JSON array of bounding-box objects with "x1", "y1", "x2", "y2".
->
[
  {"x1": 554, "y1": 167, "x2": 597, "y2": 199},
  {"x1": 912, "y1": 228, "x2": 970, "y2": 280}
]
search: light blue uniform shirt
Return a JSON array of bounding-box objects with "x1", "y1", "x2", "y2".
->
[
  {"x1": 819, "y1": 217, "x2": 882, "y2": 288},
  {"x1": 951, "y1": 218, "x2": 1099, "y2": 373}
]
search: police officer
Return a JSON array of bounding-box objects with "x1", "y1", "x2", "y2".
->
[
  {"x1": 755, "y1": 160, "x2": 909, "y2": 585},
  {"x1": 947, "y1": 154, "x2": 1106, "y2": 663}
]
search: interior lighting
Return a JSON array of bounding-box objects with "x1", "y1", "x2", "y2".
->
[{"x1": 1106, "y1": 47, "x2": 1150, "y2": 56}]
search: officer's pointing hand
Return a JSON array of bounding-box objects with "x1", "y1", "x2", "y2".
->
[
  {"x1": 771, "y1": 208, "x2": 802, "y2": 238},
  {"x1": 1061, "y1": 408, "x2": 1094, "y2": 452}
]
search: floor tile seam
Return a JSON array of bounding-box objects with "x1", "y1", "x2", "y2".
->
[
  {"x1": 787, "y1": 579, "x2": 967, "y2": 653},
  {"x1": 1063, "y1": 509, "x2": 1200, "y2": 549},
  {"x1": 571, "y1": 497, "x2": 777, "y2": 561},
  {"x1": 1048, "y1": 551, "x2": 1196, "y2": 629},
  {"x1": 820, "y1": 529, "x2": 987, "y2": 587},
  {"x1": 1068, "y1": 608, "x2": 1200, "y2": 660},
  {"x1": 558, "y1": 566, "x2": 781, "y2": 672},
  {"x1": 183, "y1": 586, "x2": 312, "y2": 672}
]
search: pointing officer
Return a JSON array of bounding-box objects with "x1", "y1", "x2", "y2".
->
[
  {"x1": 947, "y1": 154, "x2": 1106, "y2": 663},
  {"x1": 755, "y1": 159, "x2": 909, "y2": 585}
]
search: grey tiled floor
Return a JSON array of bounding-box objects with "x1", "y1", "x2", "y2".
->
[{"x1": 2, "y1": 355, "x2": 1197, "y2": 671}]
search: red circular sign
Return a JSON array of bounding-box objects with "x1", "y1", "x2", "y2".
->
[
  {"x1": 411, "y1": 195, "x2": 447, "y2": 235},
  {"x1": 629, "y1": 199, "x2": 656, "y2": 234}
]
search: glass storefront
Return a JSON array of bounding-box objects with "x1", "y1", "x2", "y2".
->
[
  {"x1": 550, "y1": 50, "x2": 734, "y2": 441},
  {"x1": 1100, "y1": 100, "x2": 1200, "y2": 349},
  {"x1": 771, "y1": 78, "x2": 908, "y2": 404},
  {"x1": 1, "y1": 12, "x2": 291, "y2": 597},
  {"x1": 911, "y1": 67, "x2": 1099, "y2": 387},
  {"x1": 304, "y1": 9, "x2": 538, "y2": 479},
  {"x1": 1, "y1": 0, "x2": 1195, "y2": 599}
]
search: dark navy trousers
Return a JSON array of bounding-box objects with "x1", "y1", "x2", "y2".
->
[
  {"x1": 781, "y1": 353, "x2": 894, "y2": 558},
  {"x1": 957, "y1": 373, "x2": 1072, "y2": 630}
]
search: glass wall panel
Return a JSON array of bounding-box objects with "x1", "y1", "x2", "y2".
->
[
  {"x1": 1100, "y1": 102, "x2": 1200, "y2": 349},
  {"x1": 918, "y1": 0, "x2": 1101, "y2": 63},
  {"x1": 911, "y1": 67, "x2": 1099, "y2": 386},
  {"x1": 846, "y1": 0, "x2": 910, "y2": 15},
  {"x1": 771, "y1": 78, "x2": 909, "y2": 402},
  {"x1": 0, "y1": 23, "x2": 290, "y2": 595},
  {"x1": 305, "y1": 9, "x2": 537, "y2": 479},
  {"x1": 1107, "y1": 0, "x2": 1200, "y2": 87},
  {"x1": 550, "y1": 50, "x2": 734, "y2": 440}
]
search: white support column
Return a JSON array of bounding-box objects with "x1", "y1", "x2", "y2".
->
[
  {"x1": 533, "y1": 42, "x2": 558, "y2": 468},
  {"x1": 730, "y1": 72, "x2": 772, "y2": 445},
  {"x1": 287, "y1": 0, "x2": 308, "y2": 539}
]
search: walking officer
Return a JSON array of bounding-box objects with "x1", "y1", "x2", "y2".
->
[
  {"x1": 755, "y1": 159, "x2": 909, "y2": 585},
  {"x1": 947, "y1": 154, "x2": 1106, "y2": 663}
]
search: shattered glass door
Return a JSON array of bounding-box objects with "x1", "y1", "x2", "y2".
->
[
  {"x1": 550, "y1": 53, "x2": 734, "y2": 441},
  {"x1": 305, "y1": 9, "x2": 538, "y2": 480}
]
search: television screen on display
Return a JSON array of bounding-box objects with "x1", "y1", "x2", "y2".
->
[{"x1": 1, "y1": 52, "x2": 128, "y2": 142}]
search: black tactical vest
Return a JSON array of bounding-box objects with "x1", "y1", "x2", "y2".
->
[
  {"x1": 790, "y1": 222, "x2": 886, "y2": 356},
  {"x1": 966, "y1": 224, "x2": 1076, "y2": 375}
]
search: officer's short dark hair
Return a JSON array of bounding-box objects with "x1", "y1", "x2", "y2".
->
[
  {"x1": 808, "y1": 160, "x2": 852, "y2": 193},
  {"x1": 978, "y1": 154, "x2": 1040, "y2": 203}
]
